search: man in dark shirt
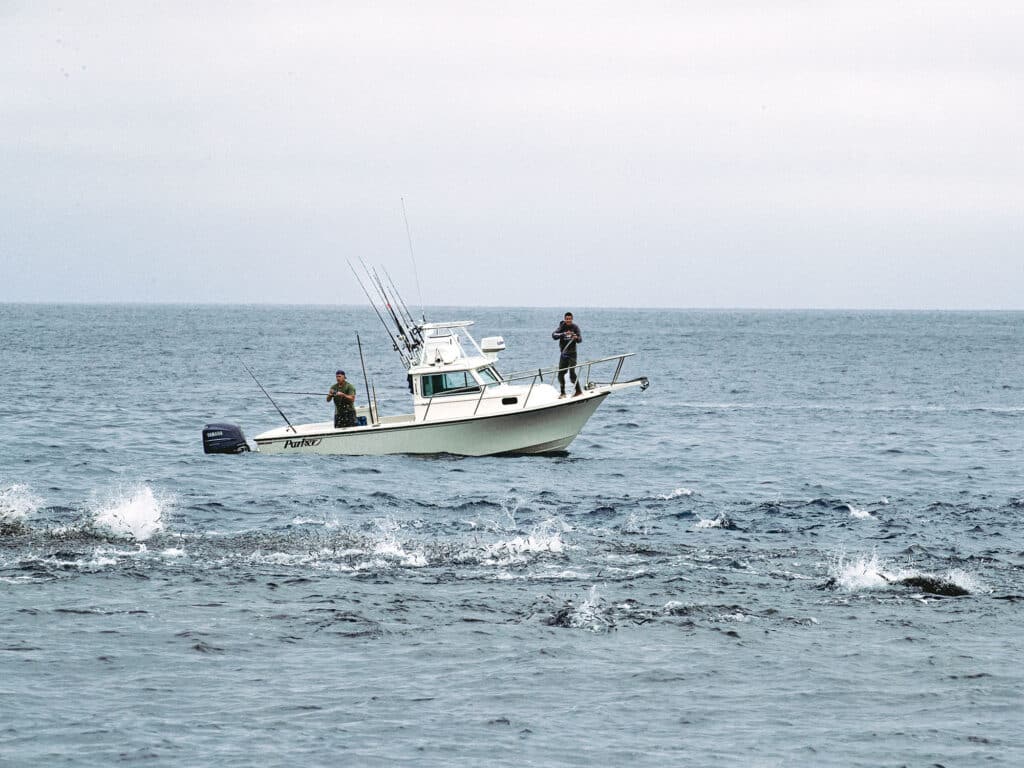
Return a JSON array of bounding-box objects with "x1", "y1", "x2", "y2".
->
[
  {"x1": 552, "y1": 312, "x2": 583, "y2": 398},
  {"x1": 328, "y1": 370, "x2": 357, "y2": 428}
]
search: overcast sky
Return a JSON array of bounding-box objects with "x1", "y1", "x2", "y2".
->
[{"x1": 3, "y1": 2, "x2": 1022, "y2": 308}]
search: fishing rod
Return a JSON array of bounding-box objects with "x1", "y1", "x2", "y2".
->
[
  {"x1": 382, "y1": 265, "x2": 415, "y2": 333},
  {"x1": 360, "y1": 258, "x2": 407, "y2": 345},
  {"x1": 356, "y1": 332, "x2": 377, "y2": 426},
  {"x1": 382, "y1": 266, "x2": 423, "y2": 348},
  {"x1": 555, "y1": 325, "x2": 581, "y2": 387},
  {"x1": 238, "y1": 358, "x2": 295, "y2": 433},
  {"x1": 400, "y1": 197, "x2": 426, "y2": 322},
  {"x1": 365, "y1": 259, "x2": 411, "y2": 352},
  {"x1": 348, "y1": 259, "x2": 408, "y2": 366}
]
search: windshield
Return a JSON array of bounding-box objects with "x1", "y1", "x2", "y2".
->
[
  {"x1": 421, "y1": 371, "x2": 480, "y2": 397},
  {"x1": 476, "y1": 366, "x2": 501, "y2": 386}
]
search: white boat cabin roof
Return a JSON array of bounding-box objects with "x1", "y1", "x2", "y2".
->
[{"x1": 409, "y1": 320, "x2": 494, "y2": 375}]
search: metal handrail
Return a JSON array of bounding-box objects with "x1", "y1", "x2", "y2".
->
[
  {"x1": 502, "y1": 353, "x2": 634, "y2": 386},
  {"x1": 418, "y1": 352, "x2": 638, "y2": 417}
]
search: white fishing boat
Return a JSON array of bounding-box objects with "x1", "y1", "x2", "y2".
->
[{"x1": 203, "y1": 269, "x2": 648, "y2": 457}]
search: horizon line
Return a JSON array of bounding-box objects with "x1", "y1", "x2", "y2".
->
[{"x1": 1, "y1": 300, "x2": 1023, "y2": 313}]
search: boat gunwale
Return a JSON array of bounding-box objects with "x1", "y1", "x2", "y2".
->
[{"x1": 253, "y1": 388, "x2": 616, "y2": 445}]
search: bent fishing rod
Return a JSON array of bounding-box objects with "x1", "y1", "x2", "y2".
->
[{"x1": 238, "y1": 357, "x2": 296, "y2": 433}]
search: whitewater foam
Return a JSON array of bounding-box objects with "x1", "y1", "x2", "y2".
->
[
  {"x1": 845, "y1": 504, "x2": 875, "y2": 520},
  {"x1": 940, "y1": 568, "x2": 987, "y2": 595},
  {"x1": 479, "y1": 518, "x2": 568, "y2": 565},
  {"x1": 547, "y1": 585, "x2": 615, "y2": 632},
  {"x1": 830, "y1": 552, "x2": 893, "y2": 591},
  {"x1": 829, "y1": 553, "x2": 984, "y2": 596},
  {"x1": 0, "y1": 483, "x2": 43, "y2": 526},
  {"x1": 658, "y1": 487, "x2": 695, "y2": 500},
  {"x1": 91, "y1": 485, "x2": 166, "y2": 542}
]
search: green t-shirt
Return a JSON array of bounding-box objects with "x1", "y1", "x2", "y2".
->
[{"x1": 330, "y1": 381, "x2": 356, "y2": 415}]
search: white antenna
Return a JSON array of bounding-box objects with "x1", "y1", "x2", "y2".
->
[{"x1": 400, "y1": 197, "x2": 426, "y2": 321}]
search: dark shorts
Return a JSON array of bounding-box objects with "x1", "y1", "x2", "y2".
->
[{"x1": 334, "y1": 410, "x2": 356, "y2": 428}]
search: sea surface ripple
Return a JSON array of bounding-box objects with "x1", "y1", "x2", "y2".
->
[{"x1": 1, "y1": 305, "x2": 1022, "y2": 767}]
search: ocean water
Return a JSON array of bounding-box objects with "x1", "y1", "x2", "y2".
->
[{"x1": 1, "y1": 304, "x2": 1022, "y2": 767}]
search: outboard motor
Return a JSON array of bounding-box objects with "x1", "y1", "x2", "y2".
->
[{"x1": 202, "y1": 423, "x2": 250, "y2": 454}]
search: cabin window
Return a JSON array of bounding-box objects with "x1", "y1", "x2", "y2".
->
[
  {"x1": 476, "y1": 367, "x2": 501, "y2": 387},
  {"x1": 421, "y1": 371, "x2": 480, "y2": 397}
]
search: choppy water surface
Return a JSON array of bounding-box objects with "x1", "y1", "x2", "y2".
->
[{"x1": 1, "y1": 305, "x2": 1022, "y2": 766}]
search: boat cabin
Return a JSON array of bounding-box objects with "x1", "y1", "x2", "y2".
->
[{"x1": 407, "y1": 321, "x2": 527, "y2": 421}]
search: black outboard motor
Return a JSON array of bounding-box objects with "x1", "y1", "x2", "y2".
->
[{"x1": 202, "y1": 423, "x2": 250, "y2": 454}]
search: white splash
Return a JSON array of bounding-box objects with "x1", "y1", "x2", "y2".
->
[
  {"x1": 720, "y1": 611, "x2": 749, "y2": 623},
  {"x1": 554, "y1": 585, "x2": 614, "y2": 632},
  {"x1": 500, "y1": 494, "x2": 522, "y2": 528},
  {"x1": 481, "y1": 518, "x2": 567, "y2": 564},
  {"x1": 0, "y1": 483, "x2": 43, "y2": 524},
  {"x1": 659, "y1": 487, "x2": 695, "y2": 500},
  {"x1": 695, "y1": 514, "x2": 727, "y2": 529},
  {"x1": 940, "y1": 568, "x2": 987, "y2": 595},
  {"x1": 372, "y1": 538, "x2": 428, "y2": 567},
  {"x1": 574, "y1": 585, "x2": 609, "y2": 630},
  {"x1": 830, "y1": 552, "x2": 892, "y2": 590},
  {"x1": 34, "y1": 546, "x2": 141, "y2": 570},
  {"x1": 368, "y1": 517, "x2": 428, "y2": 567},
  {"x1": 847, "y1": 504, "x2": 875, "y2": 520},
  {"x1": 831, "y1": 553, "x2": 986, "y2": 596},
  {"x1": 621, "y1": 510, "x2": 651, "y2": 534},
  {"x1": 92, "y1": 485, "x2": 166, "y2": 542},
  {"x1": 485, "y1": 533, "x2": 564, "y2": 558},
  {"x1": 291, "y1": 516, "x2": 340, "y2": 529}
]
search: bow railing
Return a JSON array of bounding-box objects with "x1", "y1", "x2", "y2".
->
[{"x1": 419, "y1": 353, "x2": 640, "y2": 420}]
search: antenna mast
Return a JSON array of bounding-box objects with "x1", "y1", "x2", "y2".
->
[{"x1": 401, "y1": 197, "x2": 426, "y2": 322}]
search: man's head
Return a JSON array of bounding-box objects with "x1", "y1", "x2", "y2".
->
[
  {"x1": 564, "y1": 312, "x2": 573, "y2": 323},
  {"x1": 335, "y1": 370, "x2": 346, "y2": 384}
]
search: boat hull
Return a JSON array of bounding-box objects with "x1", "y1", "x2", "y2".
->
[{"x1": 254, "y1": 391, "x2": 611, "y2": 456}]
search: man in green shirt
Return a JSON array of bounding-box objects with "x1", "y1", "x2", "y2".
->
[{"x1": 328, "y1": 370, "x2": 357, "y2": 428}]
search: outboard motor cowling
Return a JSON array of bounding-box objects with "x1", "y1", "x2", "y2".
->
[{"x1": 202, "y1": 423, "x2": 250, "y2": 454}]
